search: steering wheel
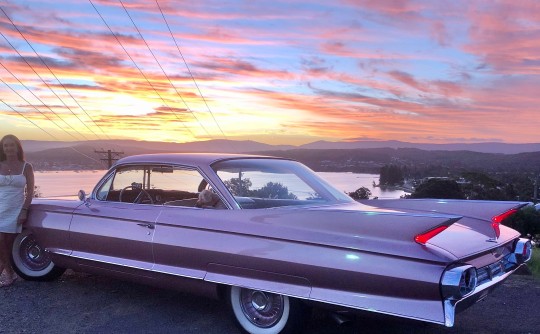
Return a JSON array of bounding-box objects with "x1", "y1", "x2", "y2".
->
[{"x1": 119, "y1": 185, "x2": 154, "y2": 204}]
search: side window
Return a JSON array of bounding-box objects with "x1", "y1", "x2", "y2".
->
[
  {"x1": 96, "y1": 166, "x2": 147, "y2": 203},
  {"x1": 152, "y1": 167, "x2": 225, "y2": 209},
  {"x1": 112, "y1": 167, "x2": 145, "y2": 190},
  {"x1": 95, "y1": 173, "x2": 113, "y2": 201},
  {"x1": 95, "y1": 164, "x2": 225, "y2": 209}
]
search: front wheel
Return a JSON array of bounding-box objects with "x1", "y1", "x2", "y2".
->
[
  {"x1": 227, "y1": 286, "x2": 308, "y2": 334},
  {"x1": 11, "y1": 230, "x2": 65, "y2": 281}
]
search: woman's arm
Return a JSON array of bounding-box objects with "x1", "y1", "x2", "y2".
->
[
  {"x1": 23, "y1": 163, "x2": 35, "y2": 208},
  {"x1": 19, "y1": 163, "x2": 35, "y2": 224}
]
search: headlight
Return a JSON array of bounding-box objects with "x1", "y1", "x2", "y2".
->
[{"x1": 441, "y1": 265, "x2": 477, "y2": 300}]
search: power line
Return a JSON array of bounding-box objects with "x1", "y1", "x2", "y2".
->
[
  {"x1": 0, "y1": 6, "x2": 107, "y2": 140},
  {"x1": 0, "y1": 98, "x2": 59, "y2": 140},
  {"x1": 0, "y1": 98, "x2": 103, "y2": 164},
  {"x1": 0, "y1": 62, "x2": 85, "y2": 141},
  {"x1": 0, "y1": 76, "x2": 83, "y2": 141},
  {"x1": 119, "y1": 0, "x2": 213, "y2": 138},
  {"x1": 2, "y1": 3, "x2": 234, "y2": 151},
  {"x1": 0, "y1": 30, "x2": 89, "y2": 141},
  {"x1": 89, "y1": 0, "x2": 196, "y2": 138},
  {"x1": 155, "y1": 0, "x2": 228, "y2": 140}
]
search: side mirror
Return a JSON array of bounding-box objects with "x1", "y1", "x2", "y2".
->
[
  {"x1": 78, "y1": 190, "x2": 86, "y2": 201},
  {"x1": 78, "y1": 190, "x2": 91, "y2": 207}
]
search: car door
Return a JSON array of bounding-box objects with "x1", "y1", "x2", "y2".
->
[
  {"x1": 150, "y1": 166, "x2": 228, "y2": 279},
  {"x1": 69, "y1": 165, "x2": 159, "y2": 275}
]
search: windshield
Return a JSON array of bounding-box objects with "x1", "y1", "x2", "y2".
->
[{"x1": 212, "y1": 158, "x2": 354, "y2": 209}]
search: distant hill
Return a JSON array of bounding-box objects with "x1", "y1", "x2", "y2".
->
[
  {"x1": 22, "y1": 139, "x2": 295, "y2": 154},
  {"x1": 21, "y1": 139, "x2": 540, "y2": 171},
  {"x1": 298, "y1": 140, "x2": 540, "y2": 154},
  {"x1": 22, "y1": 139, "x2": 540, "y2": 155},
  {"x1": 23, "y1": 139, "x2": 294, "y2": 170},
  {"x1": 255, "y1": 148, "x2": 540, "y2": 174}
]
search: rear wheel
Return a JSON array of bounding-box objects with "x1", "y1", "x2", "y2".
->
[
  {"x1": 11, "y1": 230, "x2": 65, "y2": 281},
  {"x1": 227, "y1": 286, "x2": 308, "y2": 334}
]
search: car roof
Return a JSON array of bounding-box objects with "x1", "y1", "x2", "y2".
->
[{"x1": 115, "y1": 153, "x2": 282, "y2": 168}]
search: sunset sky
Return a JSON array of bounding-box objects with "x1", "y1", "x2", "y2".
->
[{"x1": 0, "y1": 0, "x2": 539, "y2": 145}]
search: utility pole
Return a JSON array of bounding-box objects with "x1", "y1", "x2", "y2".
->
[{"x1": 95, "y1": 149, "x2": 124, "y2": 168}]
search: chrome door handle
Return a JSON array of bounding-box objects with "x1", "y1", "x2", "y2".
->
[{"x1": 137, "y1": 223, "x2": 155, "y2": 230}]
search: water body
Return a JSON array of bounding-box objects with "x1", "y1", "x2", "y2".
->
[{"x1": 34, "y1": 170, "x2": 407, "y2": 199}]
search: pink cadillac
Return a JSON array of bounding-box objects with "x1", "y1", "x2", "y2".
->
[{"x1": 13, "y1": 153, "x2": 533, "y2": 334}]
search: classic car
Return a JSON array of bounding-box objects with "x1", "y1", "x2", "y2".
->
[{"x1": 12, "y1": 153, "x2": 533, "y2": 334}]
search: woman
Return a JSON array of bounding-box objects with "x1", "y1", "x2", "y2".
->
[{"x1": 0, "y1": 134, "x2": 34, "y2": 287}]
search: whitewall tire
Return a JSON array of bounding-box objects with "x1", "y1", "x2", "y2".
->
[
  {"x1": 228, "y1": 286, "x2": 307, "y2": 334},
  {"x1": 11, "y1": 230, "x2": 65, "y2": 281}
]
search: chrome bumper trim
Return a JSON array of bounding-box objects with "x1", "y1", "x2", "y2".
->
[{"x1": 443, "y1": 263, "x2": 522, "y2": 327}]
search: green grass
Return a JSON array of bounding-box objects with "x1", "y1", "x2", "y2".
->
[{"x1": 529, "y1": 248, "x2": 540, "y2": 279}]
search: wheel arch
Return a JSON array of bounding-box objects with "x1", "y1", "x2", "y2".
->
[
  {"x1": 204, "y1": 263, "x2": 312, "y2": 300},
  {"x1": 11, "y1": 229, "x2": 66, "y2": 281}
]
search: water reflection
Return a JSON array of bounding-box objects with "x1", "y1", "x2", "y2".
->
[{"x1": 34, "y1": 170, "x2": 407, "y2": 199}]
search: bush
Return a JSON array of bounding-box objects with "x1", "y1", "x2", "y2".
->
[
  {"x1": 528, "y1": 250, "x2": 540, "y2": 280},
  {"x1": 250, "y1": 182, "x2": 297, "y2": 199},
  {"x1": 409, "y1": 179, "x2": 464, "y2": 199},
  {"x1": 348, "y1": 187, "x2": 371, "y2": 200},
  {"x1": 507, "y1": 206, "x2": 540, "y2": 237}
]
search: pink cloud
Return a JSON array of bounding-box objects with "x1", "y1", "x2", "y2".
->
[{"x1": 464, "y1": 1, "x2": 540, "y2": 74}]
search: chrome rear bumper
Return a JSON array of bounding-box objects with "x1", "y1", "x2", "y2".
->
[{"x1": 443, "y1": 238, "x2": 533, "y2": 327}]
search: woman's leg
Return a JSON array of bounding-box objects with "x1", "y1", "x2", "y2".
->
[
  {"x1": 3, "y1": 233, "x2": 16, "y2": 276},
  {"x1": 0, "y1": 234, "x2": 5, "y2": 277},
  {"x1": 0, "y1": 232, "x2": 17, "y2": 285}
]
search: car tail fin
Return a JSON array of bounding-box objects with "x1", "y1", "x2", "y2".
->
[
  {"x1": 490, "y1": 208, "x2": 519, "y2": 238},
  {"x1": 415, "y1": 225, "x2": 450, "y2": 245},
  {"x1": 361, "y1": 199, "x2": 528, "y2": 225}
]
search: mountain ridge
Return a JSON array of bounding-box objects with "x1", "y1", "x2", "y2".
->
[{"x1": 21, "y1": 139, "x2": 540, "y2": 154}]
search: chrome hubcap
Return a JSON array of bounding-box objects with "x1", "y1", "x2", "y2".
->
[
  {"x1": 239, "y1": 289, "x2": 284, "y2": 328},
  {"x1": 251, "y1": 291, "x2": 270, "y2": 311},
  {"x1": 29, "y1": 245, "x2": 42, "y2": 260},
  {"x1": 19, "y1": 235, "x2": 51, "y2": 271}
]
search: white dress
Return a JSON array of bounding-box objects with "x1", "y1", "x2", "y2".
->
[{"x1": 0, "y1": 162, "x2": 27, "y2": 233}]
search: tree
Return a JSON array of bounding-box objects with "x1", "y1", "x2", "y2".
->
[
  {"x1": 379, "y1": 164, "x2": 404, "y2": 186},
  {"x1": 348, "y1": 187, "x2": 372, "y2": 200},
  {"x1": 410, "y1": 179, "x2": 465, "y2": 199},
  {"x1": 224, "y1": 176, "x2": 252, "y2": 196},
  {"x1": 460, "y1": 172, "x2": 507, "y2": 200},
  {"x1": 250, "y1": 182, "x2": 297, "y2": 199}
]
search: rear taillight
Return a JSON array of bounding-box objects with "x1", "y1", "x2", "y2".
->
[
  {"x1": 491, "y1": 208, "x2": 518, "y2": 238},
  {"x1": 415, "y1": 225, "x2": 448, "y2": 245}
]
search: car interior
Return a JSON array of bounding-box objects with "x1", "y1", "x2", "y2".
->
[{"x1": 97, "y1": 165, "x2": 226, "y2": 209}]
